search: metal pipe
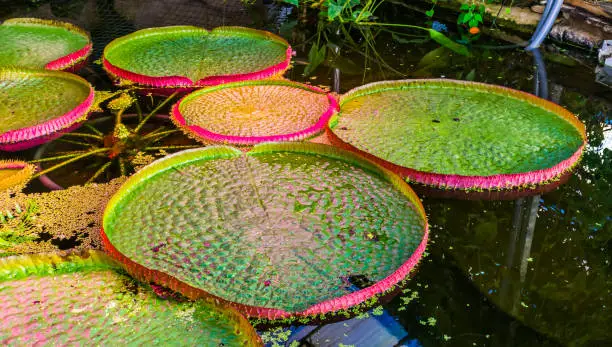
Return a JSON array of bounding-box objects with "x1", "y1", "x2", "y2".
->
[{"x1": 525, "y1": 0, "x2": 564, "y2": 50}]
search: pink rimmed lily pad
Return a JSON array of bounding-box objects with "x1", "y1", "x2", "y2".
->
[
  {"x1": 0, "y1": 18, "x2": 92, "y2": 71},
  {"x1": 102, "y1": 143, "x2": 428, "y2": 321},
  {"x1": 0, "y1": 68, "x2": 94, "y2": 152},
  {"x1": 102, "y1": 26, "x2": 292, "y2": 91},
  {"x1": 0, "y1": 251, "x2": 262, "y2": 346},
  {"x1": 328, "y1": 79, "x2": 587, "y2": 192},
  {"x1": 171, "y1": 80, "x2": 339, "y2": 146}
]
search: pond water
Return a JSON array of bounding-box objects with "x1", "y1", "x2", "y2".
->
[{"x1": 1, "y1": 1, "x2": 610, "y2": 346}]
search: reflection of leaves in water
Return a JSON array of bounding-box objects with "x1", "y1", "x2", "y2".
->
[
  {"x1": 418, "y1": 89, "x2": 611, "y2": 344},
  {"x1": 304, "y1": 43, "x2": 326, "y2": 77}
]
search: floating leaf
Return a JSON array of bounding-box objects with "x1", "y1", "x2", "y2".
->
[
  {"x1": 328, "y1": 79, "x2": 586, "y2": 191},
  {"x1": 0, "y1": 67, "x2": 94, "y2": 151},
  {"x1": 0, "y1": 161, "x2": 35, "y2": 193},
  {"x1": 0, "y1": 251, "x2": 262, "y2": 346},
  {"x1": 171, "y1": 80, "x2": 338, "y2": 145},
  {"x1": 0, "y1": 18, "x2": 91, "y2": 71},
  {"x1": 102, "y1": 143, "x2": 428, "y2": 320},
  {"x1": 103, "y1": 26, "x2": 291, "y2": 89}
]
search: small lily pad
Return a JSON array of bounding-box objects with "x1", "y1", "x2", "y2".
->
[
  {"x1": 0, "y1": 18, "x2": 91, "y2": 71},
  {"x1": 0, "y1": 68, "x2": 94, "y2": 151},
  {"x1": 0, "y1": 160, "x2": 35, "y2": 192},
  {"x1": 103, "y1": 26, "x2": 292, "y2": 89},
  {"x1": 171, "y1": 80, "x2": 339, "y2": 145}
]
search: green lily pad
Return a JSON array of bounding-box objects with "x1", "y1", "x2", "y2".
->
[
  {"x1": 171, "y1": 80, "x2": 338, "y2": 145},
  {"x1": 0, "y1": 68, "x2": 94, "y2": 151},
  {"x1": 0, "y1": 18, "x2": 91, "y2": 70},
  {"x1": 102, "y1": 143, "x2": 428, "y2": 320},
  {"x1": 328, "y1": 79, "x2": 586, "y2": 190},
  {"x1": 103, "y1": 26, "x2": 291, "y2": 88},
  {"x1": 0, "y1": 251, "x2": 261, "y2": 346}
]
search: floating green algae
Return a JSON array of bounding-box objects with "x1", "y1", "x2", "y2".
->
[
  {"x1": 103, "y1": 144, "x2": 427, "y2": 316},
  {"x1": 0, "y1": 18, "x2": 89, "y2": 69},
  {"x1": 0, "y1": 251, "x2": 261, "y2": 346},
  {"x1": 330, "y1": 80, "x2": 586, "y2": 188}
]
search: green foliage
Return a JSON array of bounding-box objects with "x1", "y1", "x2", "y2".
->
[
  {"x1": 0, "y1": 201, "x2": 39, "y2": 255},
  {"x1": 304, "y1": 42, "x2": 327, "y2": 76},
  {"x1": 428, "y1": 29, "x2": 470, "y2": 56},
  {"x1": 457, "y1": 3, "x2": 485, "y2": 28},
  {"x1": 280, "y1": 0, "x2": 376, "y2": 23}
]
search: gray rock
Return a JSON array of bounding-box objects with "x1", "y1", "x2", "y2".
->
[{"x1": 599, "y1": 40, "x2": 612, "y2": 65}]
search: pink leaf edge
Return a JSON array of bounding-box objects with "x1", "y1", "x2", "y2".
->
[
  {"x1": 171, "y1": 90, "x2": 340, "y2": 146},
  {"x1": 0, "y1": 88, "x2": 94, "y2": 152},
  {"x1": 103, "y1": 47, "x2": 293, "y2": 88}
]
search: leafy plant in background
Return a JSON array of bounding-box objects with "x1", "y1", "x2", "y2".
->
[
  {"x1": 458, "y1": 3, "x2": 485, "y2": 32},
  {"x1": 276, "y1": 0, "x2": 470, "y2": 78}
]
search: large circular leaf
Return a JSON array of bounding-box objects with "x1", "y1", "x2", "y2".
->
[
  {"x1": 102, "y1": 143, "x2": 428, "y2": 320},
  {"x1": 0, "y1": 18, "x2": 91, "y2": 71},
  {"x1": 328, "y1": 79, "x2": 586, "y2": 190},
  {"x1": 171, "y1": 80, "x2": 339, "y2": 145},
  {"x1": 103, "y1": 26, "x2": 291, "y2": 89},
  {"x1": 0, "y1": 68, "x2": 94, "y2": 151},
  {"x1": 0, "y1": 251, "x2": 261, "y2": 346}
]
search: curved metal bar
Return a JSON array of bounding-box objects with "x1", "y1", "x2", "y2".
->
[
  {"x1": 526, "y1": 0, "x2": 564, "y2": 50},
  {"x1": 531, "y1": 48, "x2": 549, "y2": 99},
  {"x1": 532, "y1": 0, "x2": 555, "y2": 38}
]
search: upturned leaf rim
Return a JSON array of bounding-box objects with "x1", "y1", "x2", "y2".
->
[
  {"x1": 101, "y1": 142, "x2": 429, "y2": 320},
  {"x1": 171, "y1": 79, "x2": 339, "y2": 146},
  {"x1": 0, "y1": 67, "x2": 94, "y2": 152},
  {"x1": 1, "y1": 17, "x2": 92, "y2": 71},
  {"x1": 102, "y1": 26, "x2": 292, "y2": 88},
  {"x1": 328, "y1": 79, "x2": 587, "y2": 191}
]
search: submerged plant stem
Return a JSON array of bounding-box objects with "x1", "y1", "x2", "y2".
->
[
  {"x1": 83, "y1": 124, "x2": 104, "y2": 136},
  {"x1": 62, "y1": 132, "x2": 103, "y2": 141},
  {"x1": 56, "y1": 138, "x2": 92, "y2": 147},
  {"x1": 33, "y1": 148, "x2": 108, "y2": 179},
  {"x1": 29, "y1": 151, "x2": 87, "y2": 163},
  {"x1": 86, "y1": 161, "x2": 112, "y2": 184},
  {"x1": 142, "y1": 129, "x2": 177, "y2": 141},
  {"x1": 134, "y1": 92, "x2": 178, "y2": 133},
  {"x1": 357, "y1": 22, "x2": 430, "y2": 32},
  {"x1": 143, "y1": 145, "x2": 199, "y2": 151}
]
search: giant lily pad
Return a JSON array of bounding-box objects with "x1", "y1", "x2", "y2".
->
[
  {"x1": 0, "y1": 68, "x2": 94, "y2": 151},
  {"x1": 0, "y1": 251, "x2": 262, "y2": 346},
  {"x1": 0, "y1": 18, "x2": 92, "y2": 71},
  {"x1": 328, "y1": 79, "x2": 587, "y2": 191},
  {"x1": 103, "y1": 26, "x2": 292, "y2": 89},
  {"x1": 171, "y1": 80, "x2": 339, "y2": 145},
  {"x1": 102, "y1": 143, "x2": 428, "y2": 320}
]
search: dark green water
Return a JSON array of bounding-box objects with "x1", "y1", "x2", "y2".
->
[
  {"x1": 283, "y1": 7, "x2": 610, "y2": 345},
  {"x1": 2, "y1": 1, "x2": 610, "y2": 346}
]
